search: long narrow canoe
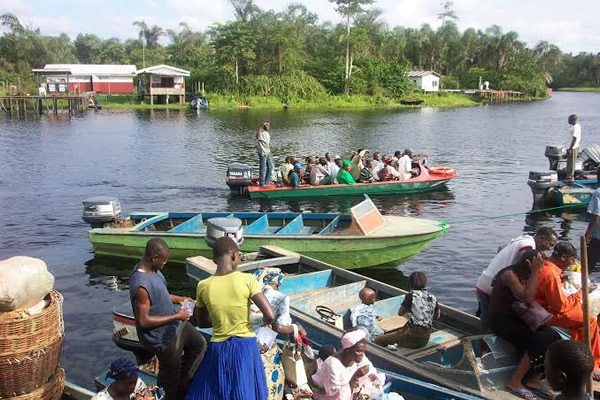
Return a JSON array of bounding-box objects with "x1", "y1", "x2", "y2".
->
[
  {"x1": 247, "y1": 166, "x2": 456, "y2": 199},
  {"x1": 88, "y1": 201, "x2": 445, "y2": 269},
  {"x1": 184, "y1": 246, "x2": 524, "y2": 398}
]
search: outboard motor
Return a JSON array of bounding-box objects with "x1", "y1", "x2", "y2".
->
[
  {"x1": 545, "y1": 146, "x2": 565, "y2": 171},
  {"x1": 205, "y1": 217, "x2": 244, "y2": 249},
  {"x1": 225, "y1": 163, "x2": 253, "y2": 194},
  {"x1": 527, "y1": 171, "x2": 558, "y2": 208},
  {"x1": 82, "y1": 196, "x2": 121, "y2": 228}
]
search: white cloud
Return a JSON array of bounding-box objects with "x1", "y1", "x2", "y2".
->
[
  {"x1": 0, "y1": 0, "x2": 32, "y2": 15},
  {"x1": 1, "y1": 0, "x2": 597, "y2": 52}
]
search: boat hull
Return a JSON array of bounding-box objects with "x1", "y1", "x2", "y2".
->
[
  {"x1": 247, "y1": 168, "x2": 455, "y2": 199},
  {"x1": 184, "y1": 246, "x2": 487, "y2": 397},
  {"x1": 90, "y1": 228, "x2": 442, "y2": 269}
]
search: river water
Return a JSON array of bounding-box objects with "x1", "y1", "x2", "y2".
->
[{"x1": 0, "y1": 92, "x2": 599, "y2": 388}]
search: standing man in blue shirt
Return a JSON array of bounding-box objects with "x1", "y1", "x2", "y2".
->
[
  {"x1": 130, "y1": 238, "x2": 206, "y2": 400},
  {"x1": 585, "y1": 167, "x2": 600, "y2": 271}
]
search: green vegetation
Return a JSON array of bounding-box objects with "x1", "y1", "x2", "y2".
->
[
  {"x1": 1, "y1": 0, "x2": 596, "y2": 107},
  {"x1": 555, "y1": 87, "x2": 600, "y2": 92},
  {"x1": 100, "y1": 92, "x2": 476, "y2": 110}
]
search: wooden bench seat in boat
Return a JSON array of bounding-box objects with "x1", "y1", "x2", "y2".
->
[
  {"x1": 244, "y1": 215, "x2": 281, "y2": 234},
  {"x1": 276, "y1": 215, "x2": 317, "y2": 236}
]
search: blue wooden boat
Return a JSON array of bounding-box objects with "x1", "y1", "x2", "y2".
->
[
  {"x1": 190, "y1": 96, "x2": 208, "y2": 110},
  {"x1": 109, "y1": 305, "x2": 482, "y2": 400},
  {"x1": 184, "y1": 246, "x2": 525, "y2": 399},
  {"x1": 547, "y1": 179, "x2": 598, "y2": 207}
]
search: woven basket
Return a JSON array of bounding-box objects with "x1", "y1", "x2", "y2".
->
[
  {"x1": 0, "y1": 290, "x2": 64, "y2": 356},
  {"x1": 1, "y1": 367, "x2": 65, "y2": 400},
  {"x1": 0, "y1": 337, "x2": 63, "y2": 397},
  {"x1": 0, "y1": 290, "x2": 64, "y2": 398}
]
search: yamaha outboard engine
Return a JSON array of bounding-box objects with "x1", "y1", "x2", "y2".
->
[
  {"x1": 205, "y1": 217, "x2": 244, "y2": 249},
  {"x1": 82, "y1": 196, "x2": 121, "y2": 228},
  {"x1": 527, "y1": 171, "x2": 558, "y2": 209},
  {"x1": 545, "y1": 146, "x2": 565, "y2": 171},
  {"x1": 226, "y1": 163, "x2": 253, "y2": 194}
]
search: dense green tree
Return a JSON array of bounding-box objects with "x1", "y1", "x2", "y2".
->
[
  {"x1": 329, "y1": 0, "x2": 375, "y2": 95},
  {"x1": 1, "y1": 7, "x2": 597, "y2": 98}
]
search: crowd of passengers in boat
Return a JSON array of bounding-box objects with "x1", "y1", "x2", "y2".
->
[
  {"x1": 255, "y1": 119, "x2": 426, "y2": 188},
  {"x1": 276, "y1": 149, "x2": 428, "y2": 189},
  {"x1": 93, "y1": 234, "x2": 597, "y2": 400},
  {"x1": 473, "y1": 227, "x2": 600, "y2": 400}
]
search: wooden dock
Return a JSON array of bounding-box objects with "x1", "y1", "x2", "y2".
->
[{"x1": 0, "y1": 94, "x2": 91, "y2": 117}]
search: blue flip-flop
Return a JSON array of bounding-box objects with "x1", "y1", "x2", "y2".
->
[
  {"x1": 525, "y1": 385, "x2": 553, "y2": 400},
  {"x1": 505, "y1": 386, "x2": 536, "y2": 399}
]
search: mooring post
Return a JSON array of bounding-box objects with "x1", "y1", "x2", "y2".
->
[{"x1": 8, "y1": 96, "x2": 12, "y2": 117}]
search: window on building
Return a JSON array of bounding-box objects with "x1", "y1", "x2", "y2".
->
[
  {"x1": 432, "y1": 80, "x2": 439, "y2": 87},
  {"x1": 161, "y1": 77, "x2": 174, "y2": 87}
]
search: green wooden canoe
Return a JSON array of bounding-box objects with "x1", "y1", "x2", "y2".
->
[{"x1": 88, "y1": 210, "x2": 445, "y2": 270}]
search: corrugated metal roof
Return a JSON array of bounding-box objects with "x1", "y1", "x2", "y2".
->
[
  {"x1": 407, "y1": 71, "x2": 441, "y2": 78},
  {"x1": 136, "y1": 64, "x2": 190, "y2": 77},
  {"x1": 40, "y1": 64, "x2": 137, "y2": 76}
]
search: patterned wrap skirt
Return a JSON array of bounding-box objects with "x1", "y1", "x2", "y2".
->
[
  {"x1": 187, "y1": 336, "x2": 268, "y2": 400},
  {"x1": 260, "y1": 343, "x2": 285, "y2": 400}
]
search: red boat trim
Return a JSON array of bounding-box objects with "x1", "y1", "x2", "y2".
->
[
  {"x1": 113, "y1": 314, "x2": 136, "y2": 325},
  {"x1": 247, "y1": 166, "x2": 456, "y2": 193}
]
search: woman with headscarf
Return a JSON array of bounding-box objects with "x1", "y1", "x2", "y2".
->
[
  {"x1": 92, "y1": 358, "x2": 146, "y2": 400},
  {"x1": 312, "y1": 330, "x2": 385, "y2": 400},
  {"x1": 252, "y1": 268, "x2": 307, "y2": 400}
]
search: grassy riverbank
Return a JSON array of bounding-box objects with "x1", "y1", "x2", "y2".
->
[
  {"x1": 555, "y1": 87, "x2": 600, "y2": 92},
  {"x1": 100, "y1": 92, "x2": 478, "y2": 111}
]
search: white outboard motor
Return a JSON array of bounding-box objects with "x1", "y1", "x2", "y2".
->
[
  {"x1": 82, "y1": 196, "x2": 121, "y2": 228},
  {"x1": 205, "y1": 218, "x2": 244, "y2": 249},
  {"x1": 226, "y1": 163, "x2": 253, "y2": 194},
  {"x1": 527, "y1": 171, "x2": 558, "y2": 208}
]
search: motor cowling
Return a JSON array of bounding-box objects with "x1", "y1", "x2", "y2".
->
[
  {"x1": 527, "y1": 171, "x2": 559, "y2": 209},
  {"x1": 226, "y1": 163, "x2": 253, "y2": 194},
  {"x1": 205, "y1": 218, "x2": 244, "y2": 249},
  {"x1": 82, "y1": 196, "x2": 121, "y2": 228}
]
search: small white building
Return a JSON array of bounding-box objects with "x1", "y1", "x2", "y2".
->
[
  {"x1": 407, "y1": 71, "x2": 441, "y2": 92},
  {"x1": 136, "y1": 64, "x2": 190, "y2": 104}
]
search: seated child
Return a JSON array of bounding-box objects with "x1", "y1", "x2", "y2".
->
[
  {"x1": 350, "y1": 288, "x2": 383, "y2": 341},
  {"x1": 317, "y1": 345, "x2": 336, "y2": 370},
  {"x1": 545, "y1": 339, "x2": 594, "y2": 400},
  {"x1": 374, "y1": 272, "x2": 440, "y2": 349}
]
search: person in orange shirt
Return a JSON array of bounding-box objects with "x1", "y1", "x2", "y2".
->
[{"x1": 534, "y1": 241, "x2": 600, "y2": 380}]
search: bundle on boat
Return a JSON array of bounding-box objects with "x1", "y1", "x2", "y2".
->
[{"x1": 0, "y1": 256, "x2": 64, "y2": 400}]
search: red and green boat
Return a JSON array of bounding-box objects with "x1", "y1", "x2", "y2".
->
[{"x1": 246, "y1": 166, "x2": 457, "y2": 199}]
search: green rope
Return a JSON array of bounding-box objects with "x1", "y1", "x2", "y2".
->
[{"x1": 439, "y1": 203, "x2": 586, "y2": 229}]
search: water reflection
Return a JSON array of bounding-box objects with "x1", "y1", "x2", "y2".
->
[{"x1": 85, "y1": 257, "x2": 193, "y2": 296}]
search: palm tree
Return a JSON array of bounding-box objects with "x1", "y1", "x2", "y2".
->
[{"x1": 229, "y1": 0, "x2": 260, "y2": 22}]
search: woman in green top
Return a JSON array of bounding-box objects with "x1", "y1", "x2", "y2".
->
[{"x1": 337, "y1": 160, "x2": 356, "y2": 185}]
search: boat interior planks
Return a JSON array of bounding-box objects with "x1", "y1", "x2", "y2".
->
[
  {"x1": 88, "y1": 204, "x2": 444, "y2": 269},
  {"x1": 184, "y1": 246, "x2": 522, "y2": 398}
]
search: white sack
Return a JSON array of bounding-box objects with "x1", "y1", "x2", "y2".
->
[{"x1": 0, "y1": 256, "x2": 54, "y2": 311}]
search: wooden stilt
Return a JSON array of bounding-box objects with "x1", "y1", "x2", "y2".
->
[{"x1": 580, "y1": 235, "x2": 594, "y2": 396}]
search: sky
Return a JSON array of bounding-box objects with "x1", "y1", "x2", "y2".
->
[{"x1": 1, "y1": 0, "x2": 599, "y2": 54}]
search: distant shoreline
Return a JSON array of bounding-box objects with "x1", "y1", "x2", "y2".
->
[
  {"x1": 97, "y1": 92, "x2": 542, "y2": 111},
  {"x1": 555, "y1": 87, "x2": 600, "y2": 92}
]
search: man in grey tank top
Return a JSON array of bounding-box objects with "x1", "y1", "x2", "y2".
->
[{"x1": 130, "y1": 238, "x2": 206, "y2": 400}]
